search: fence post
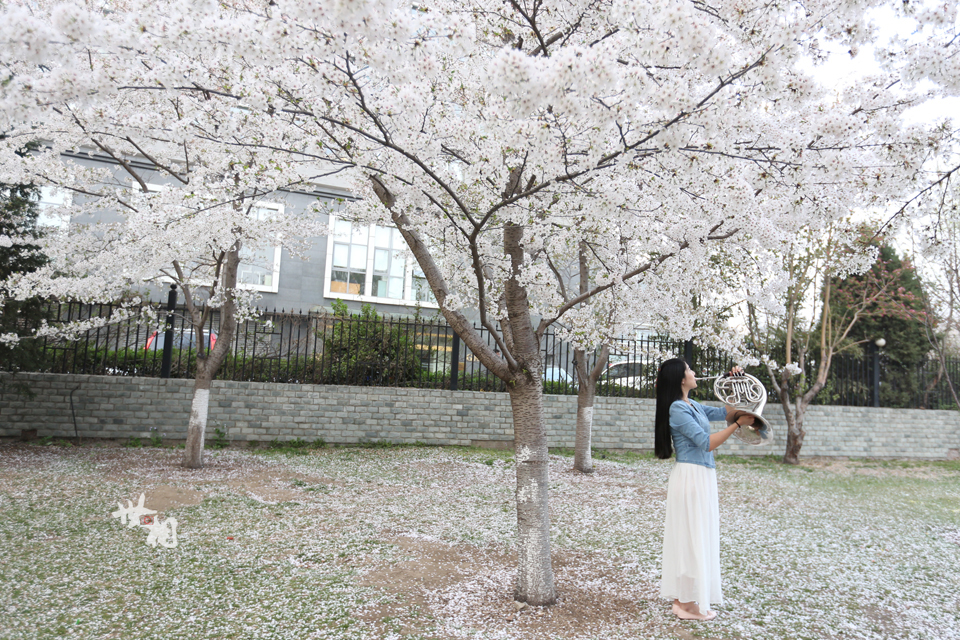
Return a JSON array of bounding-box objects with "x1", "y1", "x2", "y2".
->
[
  {"x1": 683, "y1": 339, "x2": 694, "y2": 366},
  {"x1": 450, "y1": 331, "x2": 460, "y2": 391},
  {"x1": 160, "y1": 284, "x2": 177, "y2": 379}
]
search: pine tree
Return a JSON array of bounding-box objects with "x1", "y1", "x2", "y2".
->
[
  {"x1": 0, "y1": 182, "x2": 49, "y2": 393},
  {"x1": 830, "y1": 245, "x2": 927, "y2": 407}
]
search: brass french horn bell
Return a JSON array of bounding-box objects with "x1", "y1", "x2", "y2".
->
[{"x1": 705, "y1": 371, "x2": 774, "y2": 445}]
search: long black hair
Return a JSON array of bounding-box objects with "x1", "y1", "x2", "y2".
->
[{"x1": 655, "y1": 358, "x2": 689, "y2": 459}]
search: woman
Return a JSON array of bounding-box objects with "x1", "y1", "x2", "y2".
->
[{"x1": 655, "y1": 358, "x2": 753, "y2": 621}]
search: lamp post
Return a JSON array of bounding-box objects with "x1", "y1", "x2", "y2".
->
[
  {"x1": 870, "y1": 337, "x2": 886, "y2": 408},
  {"x1": 160, "y1": 284, "x2": 178, "y2": 379}
]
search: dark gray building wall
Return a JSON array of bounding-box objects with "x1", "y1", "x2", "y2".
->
[{"x1": 55, "y1": 151, "x2": 431, "y2": 317}]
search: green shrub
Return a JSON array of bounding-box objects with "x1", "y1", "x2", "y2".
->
[
  {"x1": 210, "y1": 427, "x2": 229, "y2": 450},
  {"x1": 319, "y1": 302, "x2": 423, "y2": 386}
]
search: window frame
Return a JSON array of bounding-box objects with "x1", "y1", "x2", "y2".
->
[
  {"x1": 237, "y1": 202, "x2": 283, "y2": 294},
  {"x1": 323, "y1": 216, "x2": 439, "y2": 308}
]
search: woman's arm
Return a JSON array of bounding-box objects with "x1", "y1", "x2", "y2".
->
[
  {"x1": 708, "y1": 407, "x2": 754, "y2": 451},
  {"x1": 709, "y1": 421, "x2": 741, "y2": 452}
]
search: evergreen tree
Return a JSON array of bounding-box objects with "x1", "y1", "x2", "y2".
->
[
  {"x1": 830, "y1": 245, "x2": 927, "y2": 407},
  {"x1": 0, "y1": 182, "x2": 49, "y2": 391}
]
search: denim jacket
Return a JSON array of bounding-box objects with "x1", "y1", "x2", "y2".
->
[{"x1": 669, "y1": 399, "x2": 727, "y2": 469}]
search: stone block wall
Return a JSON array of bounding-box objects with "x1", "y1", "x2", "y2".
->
[{"x1": 1, "y1": 373, "x2": 957, "y2": 459}]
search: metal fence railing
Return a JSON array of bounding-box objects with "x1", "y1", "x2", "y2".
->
[{"x1": 3, "y1": 301, "x2": 958, "y2": 409}]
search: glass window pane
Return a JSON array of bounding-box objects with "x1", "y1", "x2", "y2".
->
[
  {"x1": 333, "y1": 243, "x2": 349, "y2": 268},
  {"x1": 374, "y1": 248, "x2": 389, "y2": 272},
  {"x1": 389, "y1": 254, "x2": 405, "y2": 277},
  {"x1": 334, "y1": 219, "x2": 351, "y2": 238},
  {"x1": 373, "y1": 274, "x2": 386, "y2": 297},
  {"x1": 413, "y1": 277, "x2": 435, "y2": 303},
  {"x1": 349, "y1": 272, "x2": 365, "y2": 295},
  {"x1": 388, "y1": 277, "x2": 404, "y2": 299},
  {"x1": 251, "y1": 205, "x2": 275, "y2": 222},
  {"x1": 36, "y1": 187, "x2": 70, "y2": 229},
  {"x1": 238, "y1": 246, "x2": 277, "y2": 288},
  {"x1": 375, "y1": 225, "x2": 391, "y2": 247},
  {"x1": 349, "y1": 244, "x2": 367, "y2": 270},
  {"x1": 331, "y1": 270, "x2": 349, "y2": 294},
  {"x1": 410, "y1": 276, "x2": 422, "y2": 301},
  {"x1": 238, "y1": 266, "x2": 264, "y2": 285}
]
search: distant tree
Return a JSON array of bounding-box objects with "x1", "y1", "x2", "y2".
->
[
  {"x1": 746, "y1": 223, "x2": 923, "y2": 464},
  {"x1": 0, "y1": 182, "x2": 48, "y2": 394},
  {"x1": 829, "y1": 245, "x2": 927, "y2": 407}
]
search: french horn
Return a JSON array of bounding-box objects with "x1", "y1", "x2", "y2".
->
[{"x1": 699, "y1": 372, "x2": 774, "y2": 445}]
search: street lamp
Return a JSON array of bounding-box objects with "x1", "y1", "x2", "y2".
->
[{"x1": 870, "y1": 337, "x2": 885, "y2": 408}]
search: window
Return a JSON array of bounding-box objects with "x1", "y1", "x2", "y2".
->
[
  {"x1": 35, "y1": 186, "x2": 71, "y2": 229},
  {"x1": 325, "y1": 217, "x2": 437, "y2": 306},
  {"x1": 411, "y1": 265, "x2": 435, "y2": 303},
  {"x1": 140, "y1": 183, "x2": 281, "y2": 292},
  {"x1": 372, "y1": 225, "x2": 406, "y2": 299},
  {"x1": 237, "y1": 203, "x2": 282, "y2": 293},
  {"x1": 330, "y1": 219, "x2": 369, "y2": 295}
]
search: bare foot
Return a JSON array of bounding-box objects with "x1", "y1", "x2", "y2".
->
[{"x1": 672, "y1": 603, "x2": 717, "y2": 621}]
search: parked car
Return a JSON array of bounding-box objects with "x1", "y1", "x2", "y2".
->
[
  {"x1": 543, "y1": 366, "x2": 577, "y2": 389},
  {"x1": 144, "y1": 329, "x2": 217, "y2": 352},
  {"x1": 598, "y1": 360, "x2": 651, "y2": 390}
]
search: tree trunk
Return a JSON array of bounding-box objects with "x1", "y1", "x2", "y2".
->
[
  {"x1": 380, "y1": 183, "x2": 556, "y2": 604},
  {"x1": 503, "y1": 221, "x2": 556, "y2": 606},
  {"x1": 183, "y1": 377, "x2": 212, "y2": 469},
  {"x1": 574, "y1": 382, "x2": 596, "y2": 474},
  {"x1": 572, "y1": 345, "x2": 608, "y2": 474},
  {"x1": 181, "y1": 247, "x2": 241, "y2": 469},
  {"x1": 782, "y1": 400, "x2": 806, "y2": 465},
  {"x1": 778, "y1": 378, "x2": 824, "y2": 466},
  {"x1": 509, "y1": 375, "x2": 556, "y2": 606}
]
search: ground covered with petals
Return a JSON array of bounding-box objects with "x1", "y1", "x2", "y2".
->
[{"x1": 1, "y1": 443, "x2": 958, "y2": 639}]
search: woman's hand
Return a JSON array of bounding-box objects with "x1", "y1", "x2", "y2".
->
[
  {"x1": 732, "y1": 410, "x2": 755, "y2": 427},
  {"x1": 724, "y1": 408, "x2": 755, "y2": 427}
]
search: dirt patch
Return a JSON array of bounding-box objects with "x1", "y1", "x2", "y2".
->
[
  {"x1": 360, "y1": 535, "x2": 507, "y2": 592},
  {"x1": 799, "y1": 457, "x2": 957, "y2": 478},
  {"x1": 357, "y1": 536, "x2": 668, "y2": 640},
  {"x1": 141, "y1": 485, "x2": 204, "y2": 511},
  {"x1": 225, "y1": 471, "x2": 344, "y2": 503}
]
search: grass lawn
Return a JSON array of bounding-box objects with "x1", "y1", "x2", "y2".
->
[{"x1": 1, "y1": 442, "x2": 958, "y2": 639}]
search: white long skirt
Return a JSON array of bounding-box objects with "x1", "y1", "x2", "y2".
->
[{"x1": 660, "y1": 462, "x2": 723, "y2": 607}]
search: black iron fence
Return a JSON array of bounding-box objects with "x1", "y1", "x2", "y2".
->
[{"x1": 3, "y1": 301, "x2": 958, "y2": 409}]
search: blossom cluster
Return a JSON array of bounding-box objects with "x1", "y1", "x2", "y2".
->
[{"x1": 0, "y1": 0, "x2": 955, "y2": 357}]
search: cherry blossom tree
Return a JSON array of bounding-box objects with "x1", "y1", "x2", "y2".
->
[
  {"x1": 909, "y1": 156, "x2": 960, "y2": 409},
  {"x1": 1, "y1": 0, "x2": 955, "y2": 605},
  {"x1": 0, "y1": 9, "x2": 328, "y2": 467}
]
